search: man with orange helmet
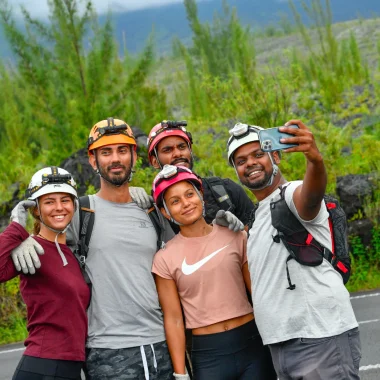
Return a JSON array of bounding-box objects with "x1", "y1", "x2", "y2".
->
[
  {"x1": 87, "y1": 117, "x2": 137, "y2": 186},
  {"x1": 147, "y1": 120, "x2": 255, "y2": 229},
  {"x1": 10, "y1": 118, "x2": 175, "y2": 380}
]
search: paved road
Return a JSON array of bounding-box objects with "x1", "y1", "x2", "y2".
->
[{"x1": 1, "y1": 289, "x2": 379, "y2": 380}]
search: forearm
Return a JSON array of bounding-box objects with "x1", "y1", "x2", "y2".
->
[
  {"x1": 301, "y1": 155, "x2": 327, "y2": 206},
  {"x1": 164, "y1": 317, "x2": 186, "y2": 374}
]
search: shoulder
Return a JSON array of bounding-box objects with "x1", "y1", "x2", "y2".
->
[
  {"x1": 284, "y1": 181, "x2": 328, "y2": 225},
  {"x1": 153, "y1": 235, "x2": 181, "y2": 267},
  {"x1": 220, "y1": 178, "x2": 244, "y2": 192},
  {"x1": 159, "y1": 234, "x2": 182, "y2": 253},
  {"x1": 214, "y1": 224, "x2": 247, "y2": 242},
  {"x1": 202, "y1": 176, "x2": 239, "y2": 190},
  {"x1": 203, "y1": 176, "x2": 249, "y2": 198},
  {"x1": 283, "y1": 181, "x2": 303, "y2": 204}
]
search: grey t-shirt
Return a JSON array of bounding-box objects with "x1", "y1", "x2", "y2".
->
[
  {"x1": 247, "y1": 181, "x2": 358, "y2": 345},
  {"x1": 68, "y1": 195, "x2": 166, "y2": 349}
]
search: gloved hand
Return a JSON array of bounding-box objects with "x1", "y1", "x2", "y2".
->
[
  {"x1": 213, "y1": 210, "x2": 244, "y2": 232},
  {"x1": 10, "y1": 200, "x2": 36, "y2": 228},
  {"x1": 173, "y1": 372, "x2": 191, "y2": 379},
  {"x1": 130, "y1": 187, "x2": 153, "y2": 209},
  {"x1": 11, "y1": 237, "x2": 44, "y2": 275}
]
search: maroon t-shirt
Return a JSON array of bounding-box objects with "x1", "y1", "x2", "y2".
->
[{"x1": 0, "y1": 222, "x2": 90, "y2": 361}]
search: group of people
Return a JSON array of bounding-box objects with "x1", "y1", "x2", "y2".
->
[{"x1": 0, "y1": 116, "x2": 361, "y2": 380}]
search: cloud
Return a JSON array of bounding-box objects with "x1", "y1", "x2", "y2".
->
[{"x1": 10, "y1": 0, "x2": 188, "y2": 18}]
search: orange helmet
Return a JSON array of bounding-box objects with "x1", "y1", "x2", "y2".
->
[{"x1": 87, "y1": 118, "x2": 136, "y2": 153}]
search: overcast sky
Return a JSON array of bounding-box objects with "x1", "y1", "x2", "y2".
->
[{"x1": 11, "y1": 0, "x2": 190, "y2": 18}]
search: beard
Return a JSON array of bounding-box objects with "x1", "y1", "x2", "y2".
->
[
  {"x1": 99, "y1": 163, "x2": 132, "y2": 186},
  {"x1": 240, "y1": 168, "x2": 272, "y2": 190},
  {"x1": 170, "y1": 156, "x2": 194, "y2": 170}
]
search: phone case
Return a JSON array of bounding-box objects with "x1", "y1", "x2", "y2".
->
[{"x1": 258, "y1": 125, "x2": 299, "y2": 152}]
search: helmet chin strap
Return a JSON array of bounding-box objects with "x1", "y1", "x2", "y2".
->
[
  {"x1": 153, "y1": 147, "x2": 163, "y2": 170},
  {"x1": 94, "y1": 146, "x2": 134, "y2": 187},
  {"x1": 233, "y1": 152, "x2": 278, "y2": 191},
  {"x1": 36, "y1": 199, "x2": 69, "y2": 266},
  {"x1": 162, "y1": 184, "x2": 205, "y2": 226}
]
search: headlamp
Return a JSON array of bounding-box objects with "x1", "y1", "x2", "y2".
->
[
  {"x1": 227, "y1": 123, "x2": 262, "y2": 147},
  {"x1": 158, "y1": 164, "x2": 193, "y2": 180},
  {"x1": 42, "y1": 173, "x2": 73, "y2": 185},
  {"x1": 26, "y1": 169, "x2": 76, "y2": 199}
]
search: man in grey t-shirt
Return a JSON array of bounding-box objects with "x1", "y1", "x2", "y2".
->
[
  {"x1": 227, "y1": 120, "x2": 361, "y2": 380},
  {"x1": 11, "y1": 118, "x2": 174, "y2": 380}
]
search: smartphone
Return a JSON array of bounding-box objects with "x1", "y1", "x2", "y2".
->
[{"x1": 258, "y1": 125, "x2": 299, "y2": 152}]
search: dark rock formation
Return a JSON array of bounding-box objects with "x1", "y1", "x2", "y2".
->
[
  {"x1": 59, "y1": 148, "x2": 100, "y2": 197},
  {"x1": 336, "y1": 174, "x2": 376, "y2": 219},
  {"x1": 348, "y1": 219, "x2": 374, "y2": 248}
]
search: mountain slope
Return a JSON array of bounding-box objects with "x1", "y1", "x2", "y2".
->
[{"x1": 1, "y1": 0, "x2": 379, "y2": 57}]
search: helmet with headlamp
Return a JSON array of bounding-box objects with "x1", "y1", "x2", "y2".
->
[
  {"x1": 227, "y1": 123, "x2": 264, "y2": 166},
  {"x1": 147, "y1": 120, "x2": 193, "y2": 165}
]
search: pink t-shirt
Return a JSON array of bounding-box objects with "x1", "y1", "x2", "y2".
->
[{"x1": 152, "y1": 224, "x2": 253, "y2": 329}]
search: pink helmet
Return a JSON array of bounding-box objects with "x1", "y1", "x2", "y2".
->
[
  {"x1": 152, "y1": 165, "x2": 202, "y2": 207},
  {"x1": 147, "y1": 120, "x2": 193, "y2": 163}
]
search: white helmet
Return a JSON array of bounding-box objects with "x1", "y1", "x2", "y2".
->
[
  {"x1": 227, "y1": 123, "x2": 264, "y2": 165},
  {"x1": 26, "y1": 166, "x2": 77, "y2": 200}
]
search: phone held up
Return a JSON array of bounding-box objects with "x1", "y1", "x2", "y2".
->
[{"x1": 259, "y1": 124, "x2": 299, "y2": 152}]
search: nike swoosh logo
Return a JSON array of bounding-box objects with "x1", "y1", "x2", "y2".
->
[{"x1": 181, "y1": 244, "x2": 230, "y2": 275}]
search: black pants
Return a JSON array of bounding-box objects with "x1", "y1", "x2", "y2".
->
[
  {"x1": 13, "y1": 355, "x2": 83, "y2": 380},
  {"x1": 191, "y1": 319, "x2": 277, "y2": 380}
]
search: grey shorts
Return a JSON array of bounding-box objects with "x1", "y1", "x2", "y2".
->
[
  {"x1": 269, "y1": 327, "x2": 361, "y2": 380},
  {"x1": 85, "y1": 340, "x2": 173, "y2": 380}
]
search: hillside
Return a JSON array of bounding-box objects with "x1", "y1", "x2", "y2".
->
[{"x1": 1, "y1": 0, "x2": 380, "y2": 57}]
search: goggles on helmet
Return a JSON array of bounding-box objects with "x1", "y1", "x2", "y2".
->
[
  {"x1": 157, "y1": 165, "x2": 194, "y2": 179},
  {"x1": 26, "y1": 166, "x2": 77, "y2": 199},
  {"x1": 87, "y1": 118, "x2": 135, "y2": 150},
  {"x1": 147, "y1": 120, "x2": 192, "y2": 148},
  {"x1": 152, "y1": 165, "x2": 202, "y2": 205}
]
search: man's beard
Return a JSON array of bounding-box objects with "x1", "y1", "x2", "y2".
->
[
  {"x1": 170, "y1": 157, "x2": 193, "y2": 170},
  {"x1": 99, "y1": 163, "x2": 132, "y2": 186},
  {"x1": 240, "y1": 168, "x2": 272, "y2": 190}
]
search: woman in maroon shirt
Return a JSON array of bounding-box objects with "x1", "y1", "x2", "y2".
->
[{"x1": 0, "y1": 167, "x2": 90, "y2": 380}]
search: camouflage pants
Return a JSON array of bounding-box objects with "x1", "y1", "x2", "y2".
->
[{"x1": 85, "y1": 341, "x2": 173, "y2": 380}]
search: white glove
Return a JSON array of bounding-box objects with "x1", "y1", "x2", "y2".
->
[
  {"x1": 130, "y1": 187, "x2": 153, "y2": 209},
  {"x1": 173, "y1": 372, "x2": 191, "y2": 379},
  {"x1": 10, "y1": 200, "x2": 36, "y2": 228},
  {"x1": 213, "y1": 210, "x2": 244, "y2": 232},
  {"x1": 11, "y1": 236, "x2": 45, "y2": 274}
]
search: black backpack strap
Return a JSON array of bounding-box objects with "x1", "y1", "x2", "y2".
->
[
  {"x1": 202, "y1": 177, "x2": 234, "y2": 213},
  {"x1": 147, "y1": 206, "x2": 165, "y2": 251},
  {"x1": 76, "y1": 196, "x2": 95, "y2": 275},
  {"x1": 246, "y1": 203, "x2": 259, "y2": 239}
]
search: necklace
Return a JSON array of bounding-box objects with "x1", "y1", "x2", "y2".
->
[{"x1": 37, "y1": 233, "x2": 49, "y2": 241}]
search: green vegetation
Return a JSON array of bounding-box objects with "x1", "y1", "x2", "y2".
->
[
  {"x1": 0, "y1": 277, "x2": 26, "y2": 344},
  {"x1": 0, "y1": 0, "x2": 379, "y2": 343}
]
